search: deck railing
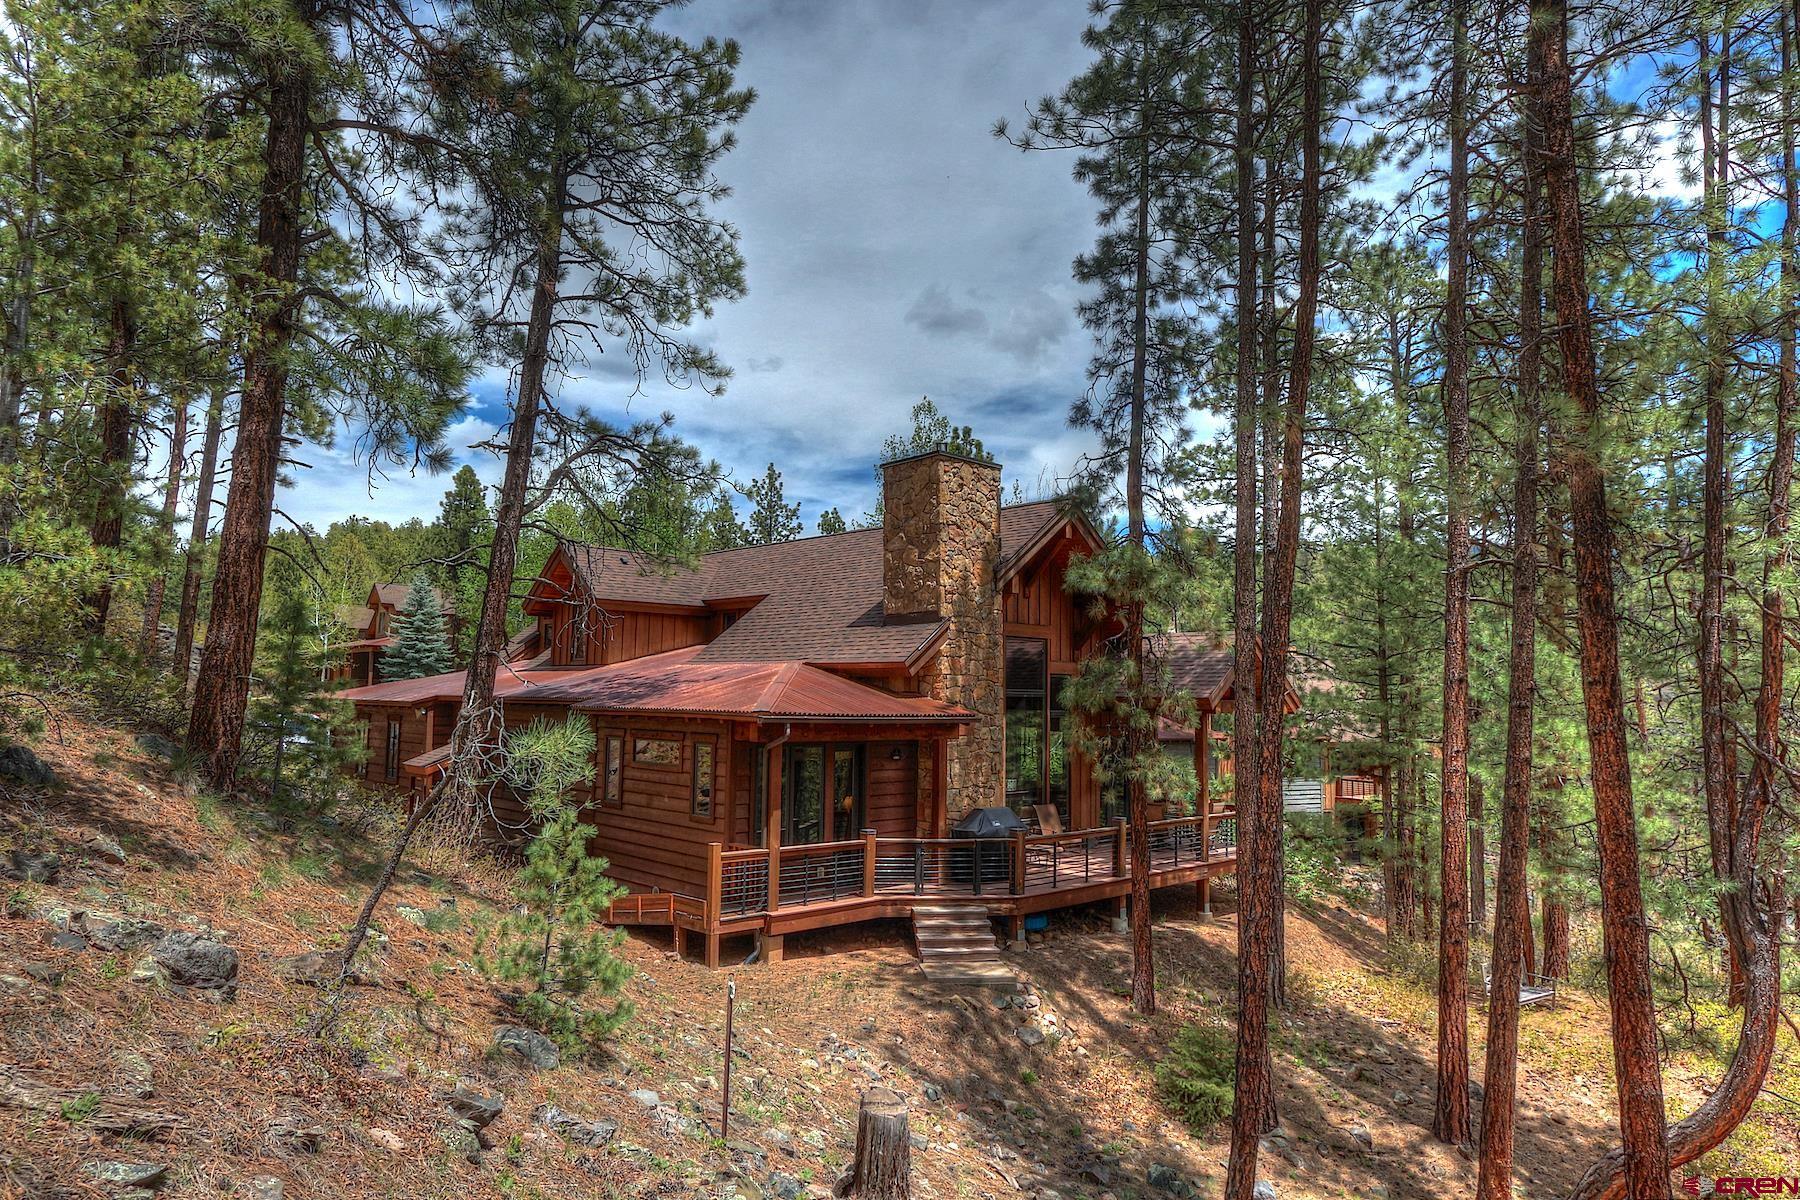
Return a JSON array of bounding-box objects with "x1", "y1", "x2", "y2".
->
[{"x1": 701, "y1": 807, "x2": 1238, "y2": 925}]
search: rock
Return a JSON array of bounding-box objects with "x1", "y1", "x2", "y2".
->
[
  {"x1": 0, "y1": 744, "x2": 57, "y2": 787},
  {"x1": 1349, "y1": 1124, "x2": 1374, "y2": 1151},
  {"x1": 86, "y1": 835, "x2": 127, "y2": 865},
  {"x1": 265, "y1": 1113, "x2": 326, "y2": 1154},
  {"x1": 438, "y1": 1119, "x2": 482, "y2": 1163},
  {"x1": 535, "y1": 1104, "x2": 617, "y2": 1148},
  {"x1": 1147, "y1": 1163, "x2": 1183, "y2": 1193},
  {"x1": 82, "y1": 1161, "x2": 167, "y2": 1189},
  {"x1": 129, "y1": 955, "x2": 165, "y2": 986},
  {"x1": 1343, "y1": 1064, "x2": 1364, "y2": 1084},
  {"x1": 23, "y1": 960, "x2": 64, "y2": 985},
  {"x1": 246, "y1": 1176, "x2": 284, "y2": 1200},
  {"x1": 396, "y1": 905, "x2": 429, "y2": 927},
  {"x1": 1253, "y1": 1183, "x2": 1278, "y2": 1200},
  {"x1": 493, "y1": 1025, "x2": 559, "y2": 1070},
  {"x1": 82, "y1": 914, "x2": 166, "y2": 953},
  {"x1": 272, "y1": 951, "x2": 347, "y2": 987},
  {"x1": 766, "y1": 1172, "x2": 805, "y2": 1200},
  {"x1": 134, "y1": 734, "x2": 181, "y2": 761},
  {"x1": 1015, "y1": 1026, "x2": 1045, "y2": 1047},
  {"x1": 760, "y1": 1127, "x2": 795, "y2": 1154},
  {"x1": 150, "y1": 932, "x2": 238, "y2": 995},
  {"x1": 50, "y1": 930, "x2": 87, "y2": 952},
  {"x1": 923, "y1": 1084, "x2": 942, "y2": 1102},
  {"x1": 114, "y1": 1051, "x2": 154, "y2": 1099},
  {"x1": 629, "y1": 1088, "x2": 661, "y2": 1108},
  {"x1": 367, "y1": 1127, "x2": 404, "y2": 1152},
  {"x1": 4, "y1": 849, "x2": 60, "y2": 883},
  {"x1": 1392, "y1": 1090, "x2": 1411, "y2": 1106},
  {"x1": 441, "y1": 1083, "x2": 504, "y2": 1129}
]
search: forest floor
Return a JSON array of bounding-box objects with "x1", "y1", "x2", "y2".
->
[{"x1": 1, "y1": 706, "x2": 1795, "y2": 1200}]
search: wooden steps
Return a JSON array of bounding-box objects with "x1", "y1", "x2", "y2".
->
[{"x1": 912, "y1": 905, "x2": 1014, "y2": 985}]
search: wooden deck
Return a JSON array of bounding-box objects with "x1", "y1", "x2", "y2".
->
[{"x1": 606, "y1": 810, "x2": 1238, "y2": 966}]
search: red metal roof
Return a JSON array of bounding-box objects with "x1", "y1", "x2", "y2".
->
[{"x1": 338, "y1": 646, "x2": 974, "y2": 725}]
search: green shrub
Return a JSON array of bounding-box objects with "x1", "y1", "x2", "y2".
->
[
  {"x1": 1155, "y1": 1022, "x2": 1235, "y2": 1132},
  {"x1": 476, "y1": 718, "x2": 633, "y2": 1054}
]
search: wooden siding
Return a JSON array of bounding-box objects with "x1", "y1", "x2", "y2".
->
[
  {"x1": 578, "y1": 714, "x2": 734, "y2": 897},
  {"x1": 1002, "y1": 540, "x2": 1102, "y2": 829},
  {"x1": 865, "y1": 741, "x2": 917, "y2": 835}
]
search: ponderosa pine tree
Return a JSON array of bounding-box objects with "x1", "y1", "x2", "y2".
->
[
  {"x1": 331, "y1": 0, "x2": 750, "y2": 976},
  {"x1": 743, "y1": 463, "x2": 802, "y2": 545},
  {"x1": 1532, "y1": 0, "x2": 1671, "y2": 1192},
  {"x1": 702, "y1": 488, "x2": 749, "y2": 550},
  {"x1": 817, "y1": 507, "x2": 846, "y2": 535},
  {"x1": 383, "y1": 573, "x2": 454, "y2": 681},
  {"x1": 186, "y1": 0, "x2": 469, "y2": 789}
]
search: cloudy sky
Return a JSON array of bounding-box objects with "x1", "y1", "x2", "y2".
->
[{"x1": 289, "y1": 0, "x2": 1122, "y2": 532}]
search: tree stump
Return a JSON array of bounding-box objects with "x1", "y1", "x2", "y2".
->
[{"x1": 835, "y1": 1086, "x2": 910, "y2": 1199}]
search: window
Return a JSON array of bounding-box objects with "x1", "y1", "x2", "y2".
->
[
  {"x1": 384, "y1": 719, "x2": 401, "y2": 783},
  {"x1": 1004, "y1": 637, "x2": 1048, "y2": 813},
  {"x1": 566, "y1": 612, "x2": 586, "y2": 664},
  {"x1": 601, "y1": 734, "x2": 624, "y2": 808},
  {"x1": 691, "y1": 737, "x2": 716, "y2": 819},
  {"x1": 634, "y1": 737, "x2": 681, "y2": 766}
]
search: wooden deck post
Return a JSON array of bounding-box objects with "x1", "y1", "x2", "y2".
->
[
  {"x1": 1010, "y1": 827, "x2": 1027, "y2": 895},
  {"x1": 705, "y1": 841, "x2": 723, "y2": 929},
  {"x1": 1197, "y1": 876, "x2": 1213, "y2": 918},
  {"x1": 1195, "y1": 709, "x2": 1211, "y2": 819},
  {"x1": 862, "y1": 828, "x2": 878, "y2": 897}
]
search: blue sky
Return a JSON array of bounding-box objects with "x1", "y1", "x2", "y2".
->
[{"x1": 286, "y1": 0, "x2": 1116, "y2": 532}]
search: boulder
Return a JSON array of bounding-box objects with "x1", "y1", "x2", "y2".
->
[
  {"x1": 367, "y1": 1127, "x2": 404, "y2": 1152},
  {"x1": 150, "y1": 932, "x2": 238, "y2": 996},
  {"x1": 264, "y1": 1113, "x2": 326, "y2": 1154},
  {"x1": 246, "y1": 1176, "x2": 284, "y2": 1200},
  {"x1": 493, "y1": 1025, "x2": 559, "y2": 1070},
  {"x1": 1349, "y1": 1124, "x2": 1374, "y2": 1152},
  {"x1": 438, "y1": 1119, "x2": 482, "y2": 1163},
  {"x1": 0, "y1": 744, "x2": 56, "y2": 787},
  {"x1": 82, "y1": 1161, "x2": 167, "y2": 1189},
  {"x1": 1254, "y1": 1183, "x2": 1278, "y2": 1200},
  {"x1": 1014, "y1": 1026, "x2": 1045, "y2": 1048},
  {"x1": 4, "y1": 850, "x2": 60, "y2": 883},
  {"x1": 82, "y1": 914, "x2": 166, "y2": 953},
  {"x1": 49, "y1": 931, "x2": 87, "y2": 952},
  {"x1": 85, "y1": 835, "x2": 127, "y2": 865},
  {"x1": 270, "y1": 950, "x2": 375, "y2": 988},
  {"x1": 396, "y1": 905, "x2": 429, "y2": 927},
  {"x1": 1146, "y1": 1163, "x2": 1185, "y2": 1194},
  {"x1": 441, "y1": 1083, "x2": 504, "y2": 1129},
  {"x1": 535, "y1": 1104, "x2": 618, "y2": 1148},
  {"x1": 629, "y1": 1088, "x2": 661, "y2": 1108},
  {"x1": 766, "y1": 1172, "x2": 805, "y2": 1200},
  {"x1": 113, "y1": 1050, "x2": 154, "y2": 1099}
]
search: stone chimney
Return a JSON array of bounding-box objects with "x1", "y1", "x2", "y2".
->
[{"x1": 881, "y1": 447, "x2": 1003, "y2": 820}]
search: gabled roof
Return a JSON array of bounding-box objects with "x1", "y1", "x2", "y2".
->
[
  {"x1": 337, "y1": 646, "x2": 974, "y2": 726},
  {"x1": 1152, "y1": 631, "x2": 1304, "y2": 717},
  {"x1": 543, "y1": 499, "x2": 1092, "y2": 668},
  {"x1": 370, "y1": 582, "x2": 451, "y2": 614}
]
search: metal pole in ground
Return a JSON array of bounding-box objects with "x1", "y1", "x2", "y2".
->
[{"x1": 722, "y1": 978, "x2": 736, "y2": 1142}]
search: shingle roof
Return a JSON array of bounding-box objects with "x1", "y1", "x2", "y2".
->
[
  {"x1": 338, "y1": 646, "x2": 974, "y2": 725},
  {"x1": 1156, "y1": 632, "x2": 1237, "y2": 705},
  {"x1": 556, "y1": 500, "x2": 1080, "y2": 667},
  {"x1": 372, "y1": 582, "x2": 450, "y2": 613}
]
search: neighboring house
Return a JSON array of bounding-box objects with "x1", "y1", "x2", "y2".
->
[
  {"x1": 1157, "y1": 650, "x2": 1381, "y2": 831},
  {"x1": 341, "y1": 448, "x2": 1260, "y2": 965},
  {"x1": 328, "y1": 582, "x2": 463, "y2": 688}
]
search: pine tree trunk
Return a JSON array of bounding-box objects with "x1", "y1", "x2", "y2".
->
[
  {"x1": 173, "y1": 385, "x2": 225, "y2": 690},
  {"x1": 139, "y1": 396, "x2": 189, "y2": 658},
  {"x1": 1432, "y1": 0, "x2": 1474, "y2": 1146},
  {"x1": 1534, "y1": 1, "x2": 1672, "y2": 1193},
  {"x1": 1476, "y1": 45, "x2": 1544, "y2": 1190},
  {"x1": 86, "y1": 295, "x2": 138, "y2": 634},
  {"x1": 1540, "y1": 892, "x2": 1569, "y2": 980},
  {"x1": 446, "y1": 166, "x2": 568, "y2": 824},
  {"x1": 1124, "y1": 41, "x2": 1156, "y2": 1018},
  {"x1": 1258, "y1": 152, "x2": 1287, "y2": 1008},
  {"x1": 187, "y1": 24, "x2": 316, "y2": 788},
  {"x1": 1224, "y1": 3, "x2": 1272, "y2": 1194},
  {"x1": 1570, "y1": 9, "x2": 1797, "y2": 1196}
]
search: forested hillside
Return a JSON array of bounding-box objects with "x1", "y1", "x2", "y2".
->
[{"x1": 2, "y1": 1, "x2": 1797, "y2": 1199}]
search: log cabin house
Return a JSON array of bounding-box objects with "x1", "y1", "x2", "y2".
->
[{"x1": 340, "y1": 449, "x2": 1260, "y2": 966}]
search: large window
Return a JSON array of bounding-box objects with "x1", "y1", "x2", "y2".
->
[
  {"x1": 780, "y1": 743, "x2": 866, "y2": 845},
  {"x1": 1004, "y1": 637, "x2": 1047, "y2": 814},
  {"x1": 384, "y1": 719, "x2": 401, "y2": 783},
  {"x1": 1047, "y1": 674, "x2": 1071, "y2": 825}
]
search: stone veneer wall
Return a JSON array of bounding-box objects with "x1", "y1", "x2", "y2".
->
[{"x1": 882, "y1": 452, "x2": 1004, "y2": 820}]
